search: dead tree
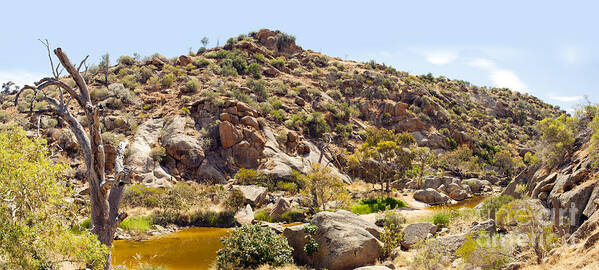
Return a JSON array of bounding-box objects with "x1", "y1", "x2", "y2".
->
[{"x1": 14, "y1": 40, "x2": 130, "y2": 270}]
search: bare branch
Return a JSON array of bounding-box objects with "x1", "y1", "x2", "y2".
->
[
  {"x1": 39, "y1": 39, "x2": 58, "y2": 78},
  {"x1": 77, "y1": 55, "x2": 89, "y2": 72}
]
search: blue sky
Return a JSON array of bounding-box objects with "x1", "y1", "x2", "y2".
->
[{"x1": 1, "y1": 1, "x2": 597, "y2": 112}]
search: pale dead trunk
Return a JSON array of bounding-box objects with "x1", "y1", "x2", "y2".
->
[{"x1": 15, "y1": 44, "x2": 131, "y2": 270}]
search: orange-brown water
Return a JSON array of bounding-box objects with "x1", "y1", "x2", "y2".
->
[
  {"x1": 112, "y1": 227, "x2": 230, "y2": 270},
  {"x1": 427, "y1": 195, "x2": 489, "y2": 211}
]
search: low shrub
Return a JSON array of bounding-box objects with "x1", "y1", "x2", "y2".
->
[
  {"x1": 216, "y1": 224, "x2": 293, "y2": 269},
  {"x1": 432, "y1": 211, "x2": 450, "y2": 228},
  {"x1": 254, "y1": 209, "x2": 272, "y2": 222},
  {"x1": 122, "y1": 184, "x2": 165, "y2": 208},
  {"x1": 478, "y1": 195, "x2": 513, "y2": 219},
  {"x1": 118, "y1": 55, "x2": 135, "y2": 65},
  {"x1": 151, "y1": 209, "x2": 237, "y2": 228},
  {"x1": 279, "y1": 209, "x2": 305, "y2": 223},
  {"x1": 305, "y1": 112, "x2": 330, "y2": 138},
  {"x1": 352, "y1": 197, "x2": 407, "y2": 214},
  {"x1": 181, "y1": 78, "x2": 200, "y2": 93},
  {"x1": 376, "y1": 210, "x2": 407, "y2": 227},
  {"x1": 226, "y1": 188, "x2": 246, "y2": 211},
  {"x1": 119, "y1": 216, "x2": 152, "y2": 233},
  {"x1": 90, "y1": 88, "x2": 110, "y2": 102}
]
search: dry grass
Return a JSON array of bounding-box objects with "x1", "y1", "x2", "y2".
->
[{"x1": 524, "y1": 228, "x2": 599, "y2": 270}]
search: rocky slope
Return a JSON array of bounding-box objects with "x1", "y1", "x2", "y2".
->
[{"x1": 0, "y1": 29, "x2": 562, "y2": 190}]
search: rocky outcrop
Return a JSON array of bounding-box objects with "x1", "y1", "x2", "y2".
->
[
  {"x1": 413, "y1": 188, "x2": 451, "y2": 205},
  {"x1": 261, "y1": 126, "x2": 351, "y2": 184},
  {"x1": 234, "y1": 204, "x2": 254, "y2": 225},
  {"x1": 401, "y1": 222, "x2": 438, "y2": 249},
  {"x1": 232, "y1": 185, "x2": 268, "y2": 206},
  {"x1": 284, "y1": 210, "x2": 383, "y2": 270},
  {"x1": 269, "y1": 197, "x2": 291, "y2": 220}
]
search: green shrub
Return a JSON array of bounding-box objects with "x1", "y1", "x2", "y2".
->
[
  {"x1": 254, "y1": 209, "x2": 272, "y2": 222},
  {"x1": 276, "y1": 181, "x2": 298, "y2": 193},
  {"x1": 247, "y1": 63, "x2": 262, "y2": 79},
  {"x1": 119, "y1": 216, "x2": 152, "y2": 233},
  {"x1": 101, "y1": 132, "x2": 126, "y2": 147},
  {"x1": 274, "y1": 32, "x2": 296, "y2": 51},
  {"x1": 536, "y1": 114, "x2": 577, "y2": 166},
  {"x1": 139, "y1": 66, "x2": 153, "y2": 83},
  {"x1": 456, "y1": 233, "x2": 512, "y2": 269},
  {"x1": 118, "y1": 55, "x2": 135, "y2": 65},
  {"x1": 149, "y1": 146, "x2": 166, "y2": 162},
  {"x1": 377, "y1": 211, "x2": 406, "y2": 227},
  {"x1": 279, "y1": 209, "x2": 305, "y2": 223},
  {"x1": 234, "y1": 168, "x2": 261, "y2": 184},
  {"x1": 151, "y1": 209, "x2": 237, "y2": 228},
  {"x1": 269, "y1": 109, "x2": 286, "y2": 123},
  {"x1": 90, "y1": 88, "x2": 110, "y2": 101},
  {"x1": 160, "y1": 73, "x2": 175, "y2": 88},
  {"x1": 246, "y1": 79, "x2": 268, "y2": 99},
  {"x1": 182, "y1": 78, "x2": 200, "y2": 93},
  {"x1": 269, "y1": 57, "x2": 286, "y2": 69},
  {"x1": 193, "y1": 58, "x2": 211, "y2": 68},
  {"x1": 305, "y1": 112, "x2": 330, "y2": 138},
  {"x1": 226, "y1": 188, "x2": 246, "y2": 211},
  {"x1": 478, "y1": 195, "x2": 513, "y2": 219},
  {"x1": 123, "y1": 184, "x2": 165, "y2": 208},
  {"x1": 432, "y1": 211, "x2": 450, "y2": 228},
  {"x1": 352, "y1": 197, "x2": 407, "y2": 214},
  {"x1": 216, "y1": 224, "x2": 293, "y2": 269}
]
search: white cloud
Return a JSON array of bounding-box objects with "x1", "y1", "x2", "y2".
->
[
  {"x1": 0, "y1": 70, "x2": 46, "y2": 87},
  {"x1": 489, "y1": 69, "x2": 528, "y2": 92},
  {"x1": 467, "y1": 58, "x2": 528, "y2": 92},
  {"x1": 424, "y1": 51, "x2": 458, "y2": 65},
  {"x1": 549, "y1": 95, "x2": 583, "y2": 103}
]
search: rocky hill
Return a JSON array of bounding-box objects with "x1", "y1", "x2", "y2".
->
[{"x1": 0, "y1": 29, "x2": 562, "y2": 188}]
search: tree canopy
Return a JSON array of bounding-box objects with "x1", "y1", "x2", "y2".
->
[{"x1": 0, "y1": 127, "x2": 107, "y2": 269}]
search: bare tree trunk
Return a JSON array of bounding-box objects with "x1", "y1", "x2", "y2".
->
[{"x1": 15, "y1": 45, "x2": 130, "y2": 270}]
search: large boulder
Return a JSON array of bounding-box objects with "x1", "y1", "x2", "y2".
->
[
  {"x1": 401, "y1": 222, "x2": 438, "y2": 249},
  {"x1": 232, "y1": 185, "x2": 268, "y2": 206},
  {"x1": 234, "y1": 204, "x2": 254, "y2": 225},
  {"x1": 269, "y1": 197, "x2": 291, "y2": 220},
  {"x1": 219, "y1": 121, "x2": 243, "y2": 149},
  {"x1": 464, "y1": 178, "x2": 492, "y2": 194},
  {"x1": 413, "y1": 188, "x2": 450, "y2": 205},
  {"x1": 161, "y1": 117, "x2": 205, "y2": 169},
  {"x1": 284, "y1": 210, "x2": 383, "y2": 270}
]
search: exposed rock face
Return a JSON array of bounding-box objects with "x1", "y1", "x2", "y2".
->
[
  {"x1": 254, "y1": 29, "x2": 302, "y2": 55},
  {"x1": 284, "y1": 210, "x2": 383, "y2": 270},
  {"x1": 161, "y1": 117, "x2": 205, "y2": 175},
  {"x1": 125, "y1": 118, "x2": 175, "y2": 187},
  {"x1": 470, "y1": 219, "x2": 496, "y2": 234},
  {"x1": 219, "y1": 121, "x2": 243, "y2": 149},
  {"x1": 401, "y1": 222, "x2": 438, "y2": 249},
  {"x1": 269, "y1": 197, "x2": 291, "y2": 220},
  {"x1": 232, "y1": 185, "x2": 268, "y2": 206},
  {"x1": 413, "y1": 188, "x2": 451, "y2": 205},
  {"x1": 234, "y1": 204, "x2": 254, "y2": 225},
  {"x1": 261, "y1": 126, "x2": 351, "y2": 184}
]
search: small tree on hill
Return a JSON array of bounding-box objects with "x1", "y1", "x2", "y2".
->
[
  {"x1": 301, "y1": 163, "x2": 350, "y2": 211},
  {"x1": 351, "y1": 127, "x2": 415, "y2": 192}
]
